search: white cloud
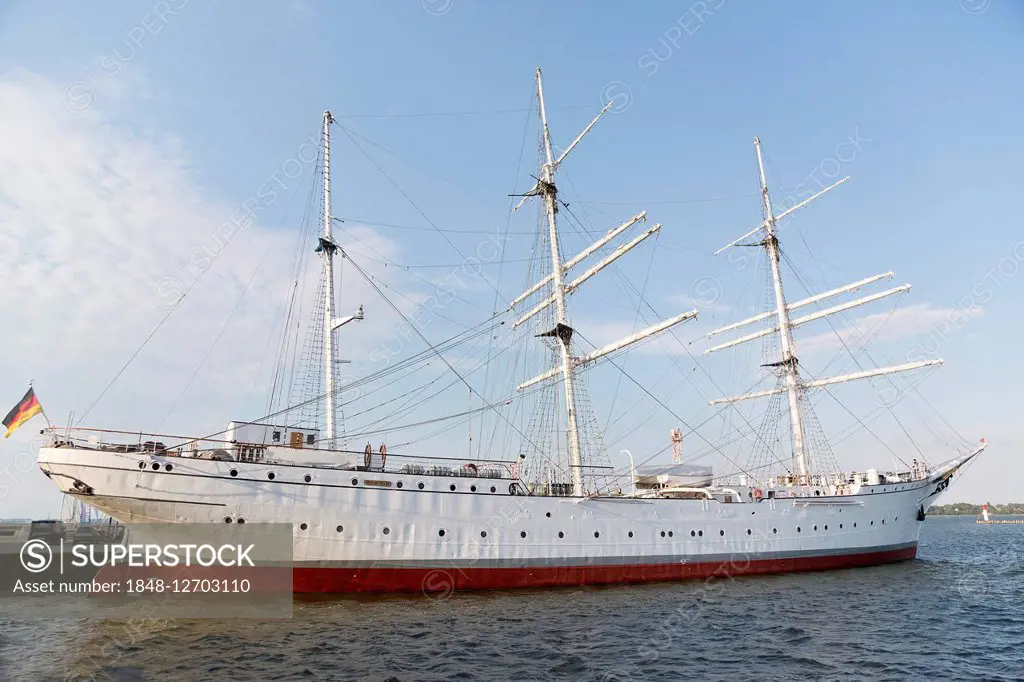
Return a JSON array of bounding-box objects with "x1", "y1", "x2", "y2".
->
[
  {"x1": 0, "y1": 69, "x2": 516, "y2": 517},
  {"x1": 0, "y1": 70, "x2": 433, "y2": 515},
  {"x1": 2, "y1": 72, "x2": 287, "y2": 424},
  {"x1": 798, "y1": 302, "x2": 984, "y2": 357}
]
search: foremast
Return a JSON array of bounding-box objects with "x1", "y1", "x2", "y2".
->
[
  {"x1": 535, "y1": 71, "x2": 585, "y2": 497},
  {"x1": 510, "y1": 68, "x2": 697, "y2": 496},
  {"x1": 755, "y1": 137, "x2": 809, "y2": 477},
  {"x1": 708, "y1": 137, "x2": 944, "y2": 481}
]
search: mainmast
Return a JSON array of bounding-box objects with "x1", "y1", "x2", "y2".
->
[
  {"x1": 535, "y1": 69, "x2": 585, "y2": 497},
  {"x1": 321, "y1": 110, "x2": 339, "y2": 446},
  {"x1": 754, "y1": 137, "x2": 809, "y2": 478},
  {"x1": 509, "y1": 68, "x2": 697, "y2": 496}
]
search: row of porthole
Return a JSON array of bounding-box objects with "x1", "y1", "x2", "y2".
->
[
  {"x1": 220, "y1": 468, "x2": 504, "y2": 494},
  {"x1": 136, "y1": 459, "x2": 511, "y2": 495},
  {"x1": 792, "y1": 519, "x2": 895, "y2": 533},
  {"x1": 223, "y1": 517, "x2": 247, "y2": 524},
  {"x1": 303, "y1": 527, "x2": 825, "y2": 539},
  {"x1": 148, "y1": 462, "x2": 916, "y2": 504},
  {"x1": 139, "y1": 461, "x2": 173, "y2": 472},
  {"x1": 348, "y1": 481, "x2": 499, "y2": 491},
  {"x1": 290, "y1": 519, "x2": 898, "y2": 537}
]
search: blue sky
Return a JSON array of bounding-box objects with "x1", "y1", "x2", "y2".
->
[{"x1": 1, "y1": 0, "x2": 1022, "y2": 515}]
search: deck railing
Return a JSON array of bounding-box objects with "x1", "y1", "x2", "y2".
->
[{"x1": 43, "y1": 426, "x2": 517, "y2": 479}]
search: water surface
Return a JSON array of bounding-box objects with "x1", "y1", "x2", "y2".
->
[{"x1": 2, "y1": 517, "x2": 1021, "y2": 681}]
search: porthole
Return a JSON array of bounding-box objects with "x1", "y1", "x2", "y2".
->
[
  {"x1": 300, "y1": 523, "x2": 308, "y2": 531},
  {"x1": 151, "y1": 462, "x2": 160, "y2": 470},
  {"x1": 746, "y1": 529, "x2": 752, "y2": 535},
  {"x1": 396, "y1": 481, "x2": 403, "y2": 489},
  {"x1": 870, "y1": 521, "x2": 874, "y2": 526},
  {"x1": 558, "y1": 531, "x2": 564, "y2": 539},
  {"x1": 839, "y1": 524, "x2": 843, "y2": 529},
  {"x1": 303, "y1": 474, "x2": 311, "y2": 483},
  {"x1": 690, "y1": 530, "x2": 696, "y2": 537},
  {"x1": 480, "y1": 530, "x2": 487, "y2": 538},
  {"x1": 470, "y1": 485, "x2": 477, "y2": 493},
  {"x1": 719, "y1": 530, "x2": 725, "y2": 537},
  {"x1": 230, "y1": 469, "x2": 238, "y2": 477},
  {"x1": 813, "y1": 525, "x2": 818, "y2": 531},
  {"x1": 824, "y1": 525, "x2": 828, "y2": 531},
  {"x1": 138, "y1": 461, "x2": 145, "y2": 469},
  {"x1": 628, "y1": 531, "x2": 634, "y2": 538},
  {"x1": 854, "y1": 522, "x2": 858, "y2": 528},
  {"x1": 520, "y1": 531, "x2": 527, "y2": 539},
  {"x1": 594, "y1": 532, "x2": 600, "y2": 539},
  {"x1": 894, "y1": 517, "x2": 898, "y2": 522},
  {"x1": 882, "y1": 519, "x2": 886, "y2": 524},
  {"x1": 797, "y1": 526, "x2": 802, "y2": 533},
  {"x1": 490, "y1": 486, "x2": 496, "y2": 493},
  {"x1": 545, "y1": 512, "x2": 551, "y2": 518},
  {"x1": 224, "y1": 517, "x2": 232, "y2": 524},
  {"x1": 237, "y1": 518, "x2": 246, "y2": 525},
  {"x1": 438, "y1": 529, "x2": 446, "y2": 537},
  {"x1": 267, "y1": 472, "x2": 275, "y2": 480},
  {"x1": 449, "y1": 484, "x2": 456, "y2": 492},
  {"x1": 772, "y1": 528, "x2": 778, "y2": 534},
  {"x1": 668, "y1": 531, "x2": 674, "y2": 538},
  {"x1": 660, "y1": 531, "x2": 666, "y2": 538},
  {"x1": 352, "y1": 478, "x2": 358, "y2": 486},
  {"x1": 336, "y1": 525, "x2": 343, "y2": 533},
  {"x1": 165, "y1": 463, "x2": 173, "y2": 472},
  {"x1": 418, "y1": 482, "x2": 425, "y2": 490},
  {"x1": 698, "y1": 530, "x2": 703, "y2": 537},
  {"x1": 383, "y1": 527, "x2": 390, "y2": 535}
]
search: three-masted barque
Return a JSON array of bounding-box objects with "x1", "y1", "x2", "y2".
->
[{"x1": 37, "y1": 69, "x2": 986, "y2": 592}]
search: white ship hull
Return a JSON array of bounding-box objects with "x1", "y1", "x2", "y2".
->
[{"x1": 36, "y1": 446, "x2": 972, "y2": 593}]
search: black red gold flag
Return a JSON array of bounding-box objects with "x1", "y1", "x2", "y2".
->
[{"x1": 3, "y1": 387, "x2": 43, "y2": 438}]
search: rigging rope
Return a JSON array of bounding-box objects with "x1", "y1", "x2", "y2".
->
[
  {"x1": 336, "y1": 124, "x2": 510, "y2": 308},
  {"x1": 553, "y1": 172, "x2": 794, "y2": 480},
  {"x1": 476, "y1": 90, "x2": 535, "y2": 460},
  {"x1": 339, "y1": 252, "x2": 568, "y2": 471}
]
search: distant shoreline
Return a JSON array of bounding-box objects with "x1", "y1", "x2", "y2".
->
[{"x1": 929, "y1": 503, "x2": 1024, "y2": 516}]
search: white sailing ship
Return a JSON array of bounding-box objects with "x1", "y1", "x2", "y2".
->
[{"x1": 36, "y1": 69, "x2": 985, "y2": 592}]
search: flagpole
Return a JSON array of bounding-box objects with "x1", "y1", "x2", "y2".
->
[{"x1": 30, "y1": 382, "x2": 54, "y2": 429}]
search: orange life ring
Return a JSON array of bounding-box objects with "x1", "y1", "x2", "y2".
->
[
  {"x1": 464, "y1": 462, "x2": 478, "y2": 476},
  {"x1": 753, "y1": 488, "x2": 763, "y2": 501}
]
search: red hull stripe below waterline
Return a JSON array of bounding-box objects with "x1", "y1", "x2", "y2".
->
[{"x1": 292, "y1": 545, "x2": 917, "y2": 593}]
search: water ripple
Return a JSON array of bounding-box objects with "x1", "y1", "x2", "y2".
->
[{"x1": 2, "y1": 518, "x2": 1022, "y2": 681}]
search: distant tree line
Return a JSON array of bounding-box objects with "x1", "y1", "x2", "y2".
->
[{"x1": 929, "y1": 502, "x2": 1024, "y2": 516}]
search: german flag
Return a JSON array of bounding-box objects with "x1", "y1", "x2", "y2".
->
[{"x1": 3, "y1": 387, "x2": 43, "y2": 438}]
